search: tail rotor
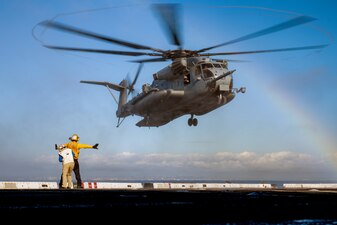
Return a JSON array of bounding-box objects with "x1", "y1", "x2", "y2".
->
[{"x1": 127, "y1": 63, "x2": 144, "y2": 97}]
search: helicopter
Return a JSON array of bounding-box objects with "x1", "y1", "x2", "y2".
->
[{"x1": 37, "y1": 4, "x2": 327, "y2": 127}]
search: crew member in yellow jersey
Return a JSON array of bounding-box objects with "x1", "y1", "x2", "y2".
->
[{"x1": 59, "y1": 134, "x2": 99, "y2": 188}]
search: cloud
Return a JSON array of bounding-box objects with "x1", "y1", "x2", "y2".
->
[
  {"x1": 1, "y1": 150, "x2": 335, "y2": 181},
  {"x1": 33, "y1": 150, "x2": 335, "y2": 180}
]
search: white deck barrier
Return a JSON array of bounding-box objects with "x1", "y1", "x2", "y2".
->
[
  {"x1": 81, "y1": 182, "x2": 274, "y2": 190},
  {"x1": 162, "y1": 183, "x2": 273, "y2": 190},
  {"x1": 152, "y1": 182, "x2": 171, "y2": 189},
  {"x1": 83, "y1": 182, "x2": 143, "y2": 189},
  {"x1": 283, "y1": 183, "x2": 337, "y2": 189},
  {"x1": 5, "y1": 181, "x2": 337, "y2": 190},
  {"x1": 0, "y1": 181, "x2": 274, "y2": 190},
  {"x1": 0, "y1": 181, "x2": 58, "y2": 189}
]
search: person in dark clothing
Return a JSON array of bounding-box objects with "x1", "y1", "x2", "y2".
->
[{"x1": 58, "y1": 134, "x2": 98, "y2": 188}]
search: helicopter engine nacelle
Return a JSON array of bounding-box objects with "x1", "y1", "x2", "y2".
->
[
  {"x1": 153, "y1": 58, "x2": 188, "y2": 80},
  {"x1": 153, "y1": 66, "x2": 176, "y2": 80}
]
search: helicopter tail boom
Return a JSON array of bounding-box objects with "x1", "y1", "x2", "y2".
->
[
  {"x1": 80, "y1": 80, "x2": 125, "y2": 92},
  {"x1": 116, "y1": 79, "x2": 128, "y2": 117},
  {"x1": 80, "y1": 80, "x2": 128, "y2": 118}
]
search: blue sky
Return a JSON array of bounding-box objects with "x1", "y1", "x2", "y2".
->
[{"x1": 0, "y1": 0, "x2": 337, "y2": 181}]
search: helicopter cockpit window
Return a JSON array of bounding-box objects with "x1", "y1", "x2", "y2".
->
[
  {"x1": 203, "y1": 70, "x2": 214, "y2": 79},
  {"x1": 213, "y1": 64, "x2": 222, "y2": 68},
  {"x1": 201, "y1": 63, "x2": 214, "y2": 79},
  {"x1": 201, "y1": 63, "x2": 213, "y2": 70}
]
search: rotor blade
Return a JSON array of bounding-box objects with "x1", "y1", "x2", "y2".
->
[
  {"x1": 126, "y1": 72, "x2": 131, "y2": 88},
  {"x1": 131, "y1": 63, "x2": 143, "y2": 88},
  {"x1": 40, "y1": 20, "x2": 165, "y2": 53},
  {"x1": 199, "y1": 44, "x2": 328, "y2": 56},
  {"x1": 129, "y1": 57, "x2": 168, "y2": 63},
  {"x1": 152, "y1": 4, "x2": 182, "y2": 48},
  {"x1": 128, "y1": 63, "x2": 144, "y2": 96},
  {"x1": 44, "y1": 45, "x2": 163, "y2": 56},
  {"x1": 197, "y1": 15, "x2": 316, "y2": 53},
  {"x1": 126, "y1": 73, "x2": 133, "y2": 97}
]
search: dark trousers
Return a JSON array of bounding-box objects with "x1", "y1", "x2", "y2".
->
[{"x1": 59, "y1": 159, "x2": 82, "y2": 188}]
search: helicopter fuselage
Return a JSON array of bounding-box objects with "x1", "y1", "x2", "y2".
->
[{"x1": 119, "y1": 57, "x2": 239, "y2": 127}]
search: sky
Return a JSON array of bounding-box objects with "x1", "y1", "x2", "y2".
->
[{"x1": 0, "y1": 0, "x2": 337, "y2": 182}]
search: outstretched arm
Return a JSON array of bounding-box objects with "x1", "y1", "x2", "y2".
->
[{"x1": 77, "y1": 143, "x2": 99, "y2": 149}]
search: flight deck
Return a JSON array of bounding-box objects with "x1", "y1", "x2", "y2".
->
[{"x1": 1, "y1": 181, "x2": 337, "y2": 224}]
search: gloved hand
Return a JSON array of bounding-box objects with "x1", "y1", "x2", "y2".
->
[
  {"x1": 55, "y1": 144, "x2": 58, "y2": 150},
  {"x1": 93, "y1": 143, "x2": 99, "y2": 149}
]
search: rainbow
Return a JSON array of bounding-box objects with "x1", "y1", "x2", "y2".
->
[{"x1": 258, "y1": 72, "x2": 337, "y2": 168}]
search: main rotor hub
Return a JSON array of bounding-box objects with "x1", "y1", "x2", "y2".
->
[{"x1": 163, "y1": 49, "x2": 198, "y2": 59}]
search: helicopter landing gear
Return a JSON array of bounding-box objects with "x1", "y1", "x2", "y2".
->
[{"x1": 188, "y1": 115, "x2": 198, "y2": 126}]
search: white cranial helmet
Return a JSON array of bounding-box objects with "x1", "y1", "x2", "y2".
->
[{"x1": 69, "y1": 134, "x2": 79, "y2": 141}]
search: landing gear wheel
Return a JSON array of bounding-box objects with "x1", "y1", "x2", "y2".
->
[
  {"x1": 192, "y1": 118, "x2": 198, "y2": 126},
  {"x1": 188, "y1": 114, "x2": 198, "y2": 127},
  {"x1": 188, "y1": 118, "x2": 193, "y2": 126}
]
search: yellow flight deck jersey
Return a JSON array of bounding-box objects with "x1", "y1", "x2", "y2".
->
[{"x1": 63, "y1": 141, "x2": 93, "y2": 160}]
